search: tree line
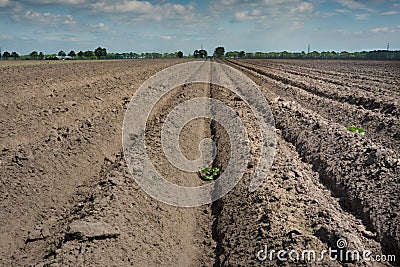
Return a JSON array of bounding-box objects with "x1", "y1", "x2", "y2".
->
[
  {"x1": 215, "y1": 47, "x2": 400, "y2": 60},
  {"x1": 223, "y1": 49, "x2": 400, "y2": 59},
  {"x1": 1, "y1": 46, "x2": 399, "y2": 60},
  {"x1": 0, "y1": 47, "x2": 185, "y2": 60}
]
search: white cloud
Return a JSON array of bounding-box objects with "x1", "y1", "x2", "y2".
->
[
  {"x1": 290, "y1": 2, "x2": 314, "y2": 14},
  {"x1": 354, "y1": 13, "x2": 370, "y2": 20},
  {"x1": 0, "y1": 34, "x2": 13, "y2": 40},
  {"x1": 335, "y1": 9, "x2": 350, "y2": 13},
  {"x1": 370, "y1": 26, "x2": 396, "y2": 33},
  {"x1": 90, "y1": 0, "x2": 195, "y2": 22},
  {"x1": 19, "y1": 0, "x2": 87, "y2": 4},
  {"x1": 220, "y1": 0, "x2": 237, "y2": 5},
  {"x1": 382, "y1": 10, "x2": 400, "y2": 15},
  {"x1": 335, "y1": 0, "x2": 365, "y2": 9},
  {"x1": 0, "y1": 0, "x2": 10, "y2": 7},
  {"x1": 336, "y1": 25, "x2": 399, "y2": 36},
  {"x1": 321, "y1": 12, "x2": 336, "y2": 18},
  {"x1": 91, "y1": 0, "x2": 154, "y2": 14},
  {"x1": 335, "y1": 29, "x2": 364, "y2": 35},
  {"x1": 370, "y1": 27, "x2": 388, "y2": 33},
  {"x1": 335, "y1": 29, "x2": 352, "y2": 35},
  {"x1": 291, "y1": 21, "x2": 304, "y2": 29},
  {"x1": 334, "y1": 0, "x2": 373, "y2": 11},
  {"x1": 160, "y1": 35, "x2": 173, "y2": 40},
  {"x1": 215, "y1": 0, "x2": 316, "y2": 26},
  {"x1": 45, "y1": 36, "x2": 78, "y2": 42},
  {"x1": 141, "y1": 34, "x2": 175, "y2": 41},
  {"x1": 62, "y1": 14, "x2": 76, "y2": 25},
  {"x1": 89, "y1": 22, "x2": 109, "y2": 33},
  {"x1": 214, "y1": 0, "x2": 306, "y2": 10},
  {"x1": 233, "y1": 11, "x2": 251, "y2": 22},
  {"x1": 12, "y1": 9, "x2": 77, "y2": 25}
]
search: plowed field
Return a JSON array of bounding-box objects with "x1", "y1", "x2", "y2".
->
[{"x1": 0, "y1": 59, "x2": 398, "y2": 266}]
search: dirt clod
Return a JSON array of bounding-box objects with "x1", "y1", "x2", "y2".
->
[{"x1": 67, "y1": 220, "x2": 120, "y2": 240}]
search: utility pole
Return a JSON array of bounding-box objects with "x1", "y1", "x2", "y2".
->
[
  {"x1": 387, "y1": 42, "x2": 390, "y2": 51},
  {"x1": 307, "y1": 44, "x2": 310, "y2": 54}
]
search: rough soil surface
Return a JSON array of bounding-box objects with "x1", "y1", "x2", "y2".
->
[
  {"x1": 0, "y1": 59, "x2": 399, "y2": 266},
  {"x1": 218, "y1": 59, "x2": 399, "y2": 266},
  {"x1": 0, "y1": 59, "x2": 214, "y2": 266}
]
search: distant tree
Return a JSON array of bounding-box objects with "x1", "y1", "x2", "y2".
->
[
  {"x1": 239, "y1": 51, "x2": 245, "y2": 58},
  {"x1": 77, "y1": 51, "x2": 84, "y2": 58},
  {"x1": 126, "y1": 52, "x2": 139, "y2": 59},
  {"x1": 225, "y1": 51, "x2": 238, "y2": 58},
  {"x1": 112, "y1": 53, "x2": 122, "y2": 59},
  {"x1": 199, "y1": 49, "x2": 207, "y2": 58},
  {"x1": 38, "y1": 52, "x2": 44, "y2": 60},
  {"x1": 246, "y1": 52, "x2": 254, "y2": 58},
  {"x1": 68, "y1": 50, "x2": 76, "y2": 57},
  {"x1": 3, "y1": 51, "x2": 10, "y2": 59},
  {"x1": 309, "y1": 51, "x2": 320, "y2": 58},
  {"x1": 152, "y1": 52, "x2": 162, "y2": 59},
  {"x1": 94, "y1": 47, "x2": 107, "y2": 59},
  {"x1": 45, "y1": 54, "x2": 58, "y2": 60},
  {"x1": 58, "y1": 50, "x2": 66, "y2": 57},
  {"x1": 339, "y1": 51, "x2": 350, "y2": 58},
  {"x1": 11, "y1": 52, "x2": 19, "y2": 60},
  {"x1": 366, "y1": 50, "x2": 400, "y2": 59},
  {"x1": 353, "y1": 51, "x2": 366, "y2": 59},
  {"x1": 177, "y1": 51, "x2": 183, "y2": 58},
  {"x1": 84, "y1": 50, "x2": 95, "y2": 59},
  {"x1": 30, "y1": 51, "x2": 38, "y2": 60},
  {"x1": 281, "y1": 51, "x2": 291, "y2": 58},
  {"x1": 254, "y1": 52, "x2": 265, "y2": 58},
  {"x1": 214, "y1": 46, "x2": 225, "y2": 58},
  {"x1": 193, "y1": 49, "x2": 200, "y2": 58},
  {"x1": 320, "y1": 51, "x2": 334, "y2": 59}
]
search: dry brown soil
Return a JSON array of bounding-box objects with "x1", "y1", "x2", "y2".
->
[{"x1": 0, "y1": 59, "x2": 398, "y2": 266}]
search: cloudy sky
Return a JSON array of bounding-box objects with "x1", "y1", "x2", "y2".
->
[{"x1": 0, "y1": 0, "x2": 399, "y2": 55}]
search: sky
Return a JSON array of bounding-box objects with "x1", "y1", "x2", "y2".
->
[{"x1": 0, "y1": 0, "x2": 399, "y2": 55}]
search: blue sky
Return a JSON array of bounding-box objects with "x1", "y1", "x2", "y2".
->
[{"x1": 0, "y1": 0, "x2": 399, "y2": 55}]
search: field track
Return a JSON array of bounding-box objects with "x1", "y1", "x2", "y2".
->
[{"x1": 0, "y1": 59, "x2": 398, "y2": 266}]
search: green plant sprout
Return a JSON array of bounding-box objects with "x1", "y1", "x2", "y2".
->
[
  {"x1": 374, "y1": 89, "x2": 382, "y2": 94},
  {"x1": 200, "y1": 166, "x2": 220, "y2": 180},
  {"x1": 347, "y1": 125, "x2": 365, "y2": 136}
]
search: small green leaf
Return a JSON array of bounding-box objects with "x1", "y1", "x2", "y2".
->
[
  {"x1": 347, "y1": 125, "x2": 365, "y2": 136},
  {"x1": 347, "y1": 125, "x2": 357, "y2": 132},
  {"x1": 199, "y1": 166, "x2": 221, "y2": 180}
]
